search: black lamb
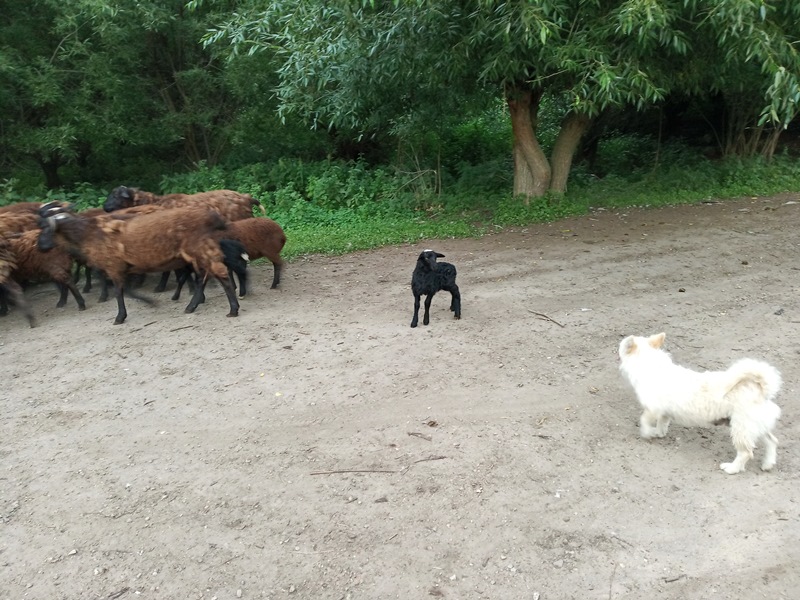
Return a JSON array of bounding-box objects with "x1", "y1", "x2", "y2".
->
[{"x1": 410, "y1": 249, "x2": 461, "y2": 328}]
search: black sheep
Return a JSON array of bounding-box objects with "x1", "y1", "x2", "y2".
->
[{"x1": 410, "y1": 250, "x2": 461, "y2": 328}]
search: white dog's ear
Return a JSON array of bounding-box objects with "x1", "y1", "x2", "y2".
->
[
  {"x1": 620, "y1": 336, "x2": 637, "y2": 356},
  {"x1": 649, "y1": 332, "x2": 666, "y2": 349}
]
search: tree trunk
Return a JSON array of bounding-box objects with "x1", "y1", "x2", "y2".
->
[
  {"x1": 550, "y1": 112, "x2": 591, "y2": 194},
  {"x1": 507, "y1": 86, "x2": 550, "y2": 201},
  {"x1": 36, "y1": 153, "x2": 63, "y2": 189}
]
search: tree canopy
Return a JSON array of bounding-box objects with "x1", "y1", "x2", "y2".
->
[
  {"x1": 201, "y1": 0, "x2": 800, "y2": 198},
  {"x1": 0, "y1": 0, "x2": 797, "y2": 196}
]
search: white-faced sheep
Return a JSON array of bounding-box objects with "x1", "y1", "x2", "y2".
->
[
  {"x1": 37, "y1": 205, "x2": 247, "y2": 324},
  {"x1": 410, "y1": 250, "x2": 461, "y2": 328}
]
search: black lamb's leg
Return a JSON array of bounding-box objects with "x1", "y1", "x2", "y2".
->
[
  {"x1": 446, "y1": 283, "x2": 461, "y2": 319},
  {"x1": 236, "y1": 267, "x2": 248, "y2": 298},
  {"x1": 218, "y1": 274, "x2": 240, "y2": 317},
  {"x1": 411, "y1": 293, "x2": 421, "y2": 328},
  {"x1": 423, "y1": 293, "x2": 434, "y2": 326}
]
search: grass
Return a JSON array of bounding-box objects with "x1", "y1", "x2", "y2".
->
[
  {"x1": 275, "y1": 155, "x2": 800, "y2": 259},
  {"x1": 3, "y1": 151, "x2": 800, "y2": 261}
]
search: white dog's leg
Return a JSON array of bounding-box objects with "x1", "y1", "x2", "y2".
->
[
  {"x1": 655, "y1": 416, "x2": 671, "y2": 437},
  {"x1": 639, "y1": 411, "x2": 667, "y2": 439},
  {"x1": 761, "y1": 433, "x2": 778, "y2": 471},
  {"x1": 720, "y1": 424, "x2": 755, "y2": 474}
]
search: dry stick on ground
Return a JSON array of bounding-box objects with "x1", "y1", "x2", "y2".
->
[
  {"x1": 527, "y1": 309, "x2": 566, "y2": 327},
  {"x1": 310, "y1": 469, "x2": 399, "y2": 475},
  {"x1": 608, "y1": 562, "x2": 618, "y2": 600},
  {"x1": 407, "y1": 431, "x2": 432, "y2": 441},
  {"x1": 312, "y1": 455, "x2": 448, "y2": 476}
]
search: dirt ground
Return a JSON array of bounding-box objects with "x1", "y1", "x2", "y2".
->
[{"x1": 2, "y1": 193, "x2": 799, "y2": 600}]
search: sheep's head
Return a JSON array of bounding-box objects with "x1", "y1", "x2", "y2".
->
[
  {"x1": 103, "y1": 186, "x2": 135, "y2": 212},
  {"x1": 417, "y1": 249, "x2": 445, "y2": 271},
  {"x1": 36, "y1": 213, "x2": 70, "y2": 252}
]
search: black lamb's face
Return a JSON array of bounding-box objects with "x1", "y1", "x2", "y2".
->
[{"x1": 418, "y1": 249, "x2": 445, "y2": 270}]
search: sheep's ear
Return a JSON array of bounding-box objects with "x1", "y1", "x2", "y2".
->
[
  {"x1": 435, "y1": 252, "x2": 445, "y2": 258},
  {"x1": 620, "y1": 336, "x2": 637, "y2": 356},
  {"x1": 648, "y1": 332, "x2": 666, "y2": 349}
]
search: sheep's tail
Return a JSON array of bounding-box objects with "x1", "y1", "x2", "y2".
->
[
  {"x1": 724, "y1": 358, "x2": 782, "y2": 403},
  {"x1": 247, "y1": 194, "x2": 267, "y2": 216}
]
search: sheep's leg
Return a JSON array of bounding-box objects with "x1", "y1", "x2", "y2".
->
[
  {"x1": 113, "y1": 282, "x2": 127, "y2": 325},
  {"x1": 55, "y1": 282, "x2": 69, "y2": 308},
  {"x1": 227, "y1": 267, "x2": 238, "y2": 293},
  {"x1": 217, "y1": 274, "x2": 240, "y2": 318},
  {"x1": 154, "y1": 271, "x2": 171, "y2": 293},
  {"x1": 0, "y1": 287, "x2": 7, "y2": 316},
  {"x1": 82, "y1": 266, "x2": 93, "y2": 293},
  {"x1": 270, "y1": 261, "x2": 282, "y2": 289},
  {"x1": 445, "y1": 283, "x2": 461, "y2": 319},
  {"x1": 422, "y1": 294, "x2": 434, "y2": 326},
  {"x1": 62, "y1": 278, "x2": 86, "y2": 311},
  {"x1": 234, "y1": 266, "x2": 249, "y2": 298},
  {"x1": 72, "y1": 262, "x2": 81, "y2": 284},
  {"x1": 3, "y1": 281, "x2": 36, "y2": 327},
  {"x1": 171, "y1": 267, "x2": 193, "y2": 301},
  {"x1": 411, "y1": 293, "x2": 422, "y2": 328},
  {"x1": 98, "y1": 274, "x2": 110, "y2": 302},
  {"x1": 184, "y1": 273, "x2": 208, "y2": 314}
]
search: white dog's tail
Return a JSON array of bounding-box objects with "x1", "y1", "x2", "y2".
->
[{"x1": 724, "y1": 358, "x2": 782, "y2": 402}]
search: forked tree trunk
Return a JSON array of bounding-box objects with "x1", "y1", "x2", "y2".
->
[
  {"x1": 507, "y1": 86, "x2": 551, "y2": 201},
  {"x1": 550, "y1": 112, "x2": 591, "y2": 194}
]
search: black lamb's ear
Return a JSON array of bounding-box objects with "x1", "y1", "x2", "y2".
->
[
  {"x1": 121, "y1": 187, "x2": 133, "y2": 201},
  {"x1": 436, "y1": 252, "x2": 445, "y2": 258}
]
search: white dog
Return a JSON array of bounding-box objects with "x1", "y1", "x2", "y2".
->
[{"x1": 618, "y1": 333, "x2": 782, "y2": 474}]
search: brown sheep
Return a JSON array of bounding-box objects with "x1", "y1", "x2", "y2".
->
[
  {"x1": 0, "y1": 201, "x2": 43, "y2": 214},
  {"x1": 215, "y1": 217, "x2": 286, "y2": 296},
  {"x1": 0, "y1": 212, "x2": 38, "y2": 237},
  {"x1": 37, "y1": 206, "x2": 245, "y2": 324},
  {"x1": 0, "y1": 237, "x2": 35, "y2": 327},
  {"x1": 104, "y1": 186, "x2": 261, "y2": 223},
  {"x1": 6, "y1": 229, "x2": 87, "y2": 312},
  {"x1": 71, "y1": 205, "x2": 166, "y2": 295}
]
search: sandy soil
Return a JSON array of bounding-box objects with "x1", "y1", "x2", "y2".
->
[{"x1": 2, "y1": 194, "x2": 799, "y2": 600}]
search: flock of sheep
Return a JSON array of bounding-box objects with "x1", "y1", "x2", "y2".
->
[
  {"x1": 0, "y1": 187, "x2": 286, "y2": 327},
  {"x1": 1, "y1": 185, "x2": 468, "y2": 329}
]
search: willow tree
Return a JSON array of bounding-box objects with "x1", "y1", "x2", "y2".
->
[{"x1": 198, "y1": 0, "x2": 798, "y2": 199}]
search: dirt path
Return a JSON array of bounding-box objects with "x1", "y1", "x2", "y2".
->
[{"x1": 2, "y1": 194, "x2": 799, "y2": 599}]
